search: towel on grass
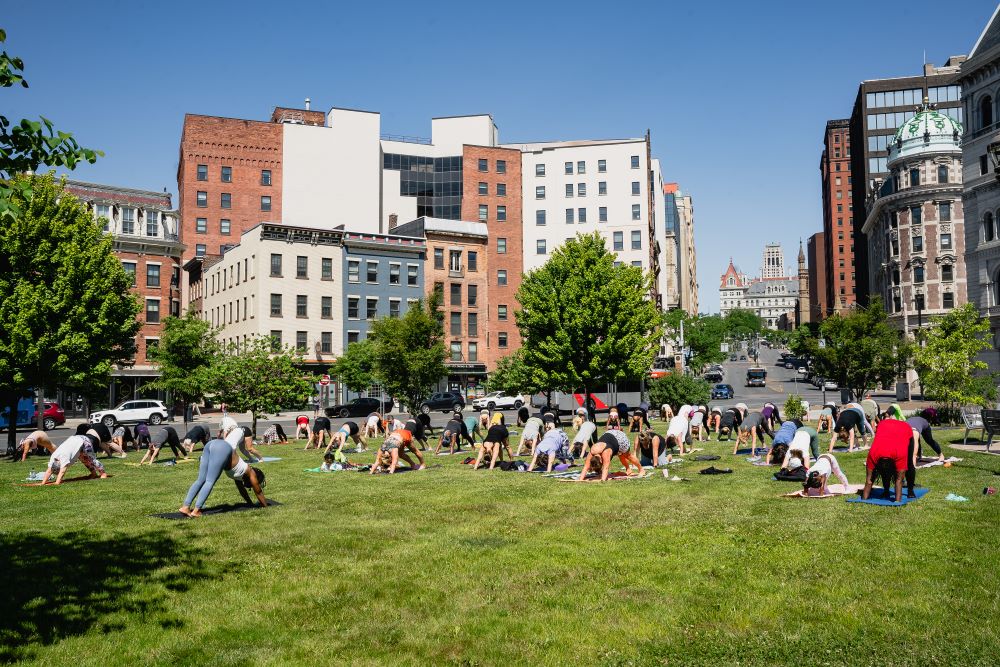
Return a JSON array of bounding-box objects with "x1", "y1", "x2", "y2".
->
[
  {"x1": 21, "y1": 474, "x2": 112, "y2": 486},
  {"x1": 831, "y1": 445, "x2": 871, "y2": 454},
  {"x1": 783, "y1": 483, "x2": 864, "y2": 498},
  {"x1": 255, "y1": 456, "x2": 282, "y2": 463},
  {"x1": 846, "y1": 487, "x2": 930, "y2": 506},
  {"x1": 152, "y1": 500, "x2": 282, "y2": 519},
  {"x1": 916, "y1": 456, "x2": 962, "y2": 469},
  {"x1": 551, "y1": 470, "x2": 648, "y2": 482}
]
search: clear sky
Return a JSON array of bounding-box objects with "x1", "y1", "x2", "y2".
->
[{"x1": 3, "y1": 1, "x2": 994, "y2": 312}]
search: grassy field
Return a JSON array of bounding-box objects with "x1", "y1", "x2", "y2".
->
[{"x1": 3, "y1": 423, "x2": 1000, "y2": 666}]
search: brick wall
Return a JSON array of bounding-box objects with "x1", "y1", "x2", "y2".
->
[
  {"x1": 116, "y1": 249, "x2": 183, "y2": 365},
  {"x1": 461, "y1": 145, "x2": 522, "y2": 370},
  {"x1": 423, "y1": 233, "x2": 489, "y2": 368}
]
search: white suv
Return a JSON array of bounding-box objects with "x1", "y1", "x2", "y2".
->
[
  {"x1": 90, "y1": 400, "x2": 170, "y2": 428},
  {"x1": 472, "y1": 392, "x2": 525, "y2": 411}
]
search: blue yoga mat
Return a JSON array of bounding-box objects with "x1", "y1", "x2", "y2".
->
[
  {"x1": 846, "y1": 487, "x2": 930, "y2": 506},
  {"x1": 255, "y1": 456, "x2": 282, "y2": 463}
]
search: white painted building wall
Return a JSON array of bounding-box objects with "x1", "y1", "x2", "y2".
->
[{"x1": 430, "y1": 115, "x2": 497, "y2": 153}]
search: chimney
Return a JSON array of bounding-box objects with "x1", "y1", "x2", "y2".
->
[{"x1": 305, "y1": 97, "x2": 311, "y2": 111}]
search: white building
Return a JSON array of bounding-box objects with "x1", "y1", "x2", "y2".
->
[{"x1": 718, "y1": 243, "x2": 801, "y2": 329}]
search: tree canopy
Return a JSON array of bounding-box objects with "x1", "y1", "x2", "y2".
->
[
  {"x1": 914, "y1": 303, "x2": 997, "y2": 410},
  {"x1": 331, "y1": 338, "x2": 378, "y2": 395},
  {"x1": 147, "y1": 311, "x2": 219, "y2": 426},
  {"x1": 723, "y1": 308, "x2": 763, "y2": 341},
  {"x1": 647, "y1": 373, "x2": 711, "y2": 411}
]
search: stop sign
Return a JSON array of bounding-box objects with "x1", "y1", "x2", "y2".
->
[{"x1": 320, "y1": 374, "x2": 330, "y2": 386}]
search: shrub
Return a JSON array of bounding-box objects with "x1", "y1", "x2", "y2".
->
[
  {"x1": 783, "y1": 393, "x2": 806, "y2": 421},
  {"x1": 648, "y1": 374, "x2": 711, "y2": 412}
]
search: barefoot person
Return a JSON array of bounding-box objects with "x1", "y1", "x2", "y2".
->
[
  {"x1": 578, "y1": 430, "x2": 642, "y2": 481},
  {"x1": 516, "y1": 416, "x2": 545, "y2": 456},
  {"x1": 322, "y1": 421, "x2": 364, "y2": 457},
  {"x1": 179, "y1": 438, "x2": 267, "y2": 517},
  {"x1": 666, "y1": 410, "x2": 691, "y2": 455},
  {"x1": 38, "y1": 434, "x2": 107, "y2": 485},
  {"x1": 139, "y1": 426, "x2": 190, "y2": 464},
  {"x1": 16, "y1": 430, "x2": 56, "y2": 462},
  {"x1": 733, "y1": 410, "x2": 769, "y2": 456},
  {"x1": 371, "y1": 428, "x2": 426, "y2": 474},
  {"x1": 306, "y1": 415, "x2": 333, "y2": 451},
  {"x1": 827, "y1": 407, "x2": 867, "y2": 452},
  {"x1": 474, "y1": 420, "x2": 511, "y2": 471},
  {"x1": 862, "y1": 417, "x2": 919, "y2": 501},
  {"x1": 906, "y1": 415, "x2": 945, "y2": 462},
  {"x1": 801, "y1": 453, "x2": 851, "y2": 496},
  {"x1": 527, "y1": 424, "x2": 572, "y2": 472}
]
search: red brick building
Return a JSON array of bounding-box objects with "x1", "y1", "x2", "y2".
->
[
  {"x1": 819, "y1": 119, "x2": 854, "y2": 316},
  {"x1": 807, "y1": 232, "x2": 827, "y2": 321}
]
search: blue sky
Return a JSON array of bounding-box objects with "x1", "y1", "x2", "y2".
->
[{"x1": 3, "y1": 1, "x2": 993, "y2": 312}]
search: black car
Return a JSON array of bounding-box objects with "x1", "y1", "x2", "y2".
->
[
  {"x1": 420, "y1": 391, "x2": 466, "y2": 414},
  {"x1": 729, "y1": 354, "x2": 738, "y2": 362},
  {"x1": 325, "y1": 397, "x2": 394, "y2": 418}
]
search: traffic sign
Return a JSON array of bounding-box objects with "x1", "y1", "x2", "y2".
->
[{"x1": 319, "y1": 374, "x2": 331, "y2": 386}]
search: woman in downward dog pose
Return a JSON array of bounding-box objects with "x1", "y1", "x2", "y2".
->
[
  {"x1": 16, "y1": 431, "x2": 56, "y2": 462},
  {"x1": 801, "y1": 453, "x2": 851, "y2": 496},
  {"x1": 179, "y1": 438, "x2": 267, "y2": 516},
  {"x1": 371, "y1": 429, "x2": 426, "y2": 474},
  {"x1": 38, "y1": 434, "x2": 107, "y2": 485},
  {"x1": 578, "y1": 430, "x2": 642, "y2": 481}
]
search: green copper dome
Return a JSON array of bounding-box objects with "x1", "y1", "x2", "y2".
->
[{"x1": 887, "y1": 103, "x2": 963, "y2": 165}]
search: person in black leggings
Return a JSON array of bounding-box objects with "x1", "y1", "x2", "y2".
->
[
  {"x1": 906, "y1": 415, "x2": 944, "y2": 462},
  {"x1": 404, "y1": 417, "x2": 429, "y2": 450},
  {"x1": 140, "y1": 426, "x2": 189, "y2": 464},
  {"x1": 308, "y1": 416, "x2": 332, "y2": 450},
  {"x1": 579, "y1": 430, "x2": 642, "y2": 481},
  {"x1": 828, "y1": 409, "x2": 866, "y2": 452},
  {"x1": 474, "y1": 422, "x2": 510, "y2": 470},
  {"x1": 182, "y1": 424, "x2": 210, "y2": 453}
]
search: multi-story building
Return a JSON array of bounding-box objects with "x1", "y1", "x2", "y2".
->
[
  {"x1": 719, "y1": 259, "x2": 750, "y2": 317},
  {"x1": 807, "y1": 232, "x2": 828, "y2": 320},
  {"x1": 64, "y1": 180, "x2": 182, "y2": 407},
  {"x1": 393, "y1": 216, "x2": 490, "y2": 394},
  {"x1": 796, "y1": 242, "x2": 810, "y2": 325},
  {"x1": 761, "y1": 242, "x2": 785, "y2": 279},
  {"x1": 849, "y1": 57, "x2": 966, "y2": 303},
  {"x1": 960, "y1": 7, "x2": 1000, "y2": 372},
  {"x1": 662, "y1": 185, "x2": 682, "y2": 312},
  {"x1": 718, "y1": 243, "x2": 801, "y2": 329},
  {"x1": 820, "y1": 119, "x2": 855, "y2": 314},
  {"x1": 673, "y1": 186, "x2": 699, "y2": 315}
]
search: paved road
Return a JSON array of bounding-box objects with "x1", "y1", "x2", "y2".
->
[{"x1": 706, "y1": 345, "x2": 841, "y2": 411}]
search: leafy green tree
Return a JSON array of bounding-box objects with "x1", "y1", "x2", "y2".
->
[
  {"x1": 684, "y1": 314, "x2": 727, "y2": 370},
  {"x1": 813, "y1": 299, "x2": 910, "y2": 402},
  {"x1": 0, "y1": 29, "x2": 101, "y2": 221},
  {"x1": 914, "y1": 303, "x2": 997, "y2": 416},
  {"x1": 207, "y1": 337, "x2": 315, "y2": 436},
  {"x1": 787, "y1": 323, "x2": 820, "y2": 361},
  {"x1": 515, "y1": 232, "x2": 663, "y2": 411},
  {"x1": 648, "y1": 373, "x2": 711, "y2": 411},
  {"x1": 368, "y1": 292, "x2": 447, "y2": 414},
  {"x1": 486, "y1": 348, "x2": 557, "y2": 406},
  {"x1": 723, "y1": 308, "x2": 762, "y2": 341},
  {"x1": 0, "y1": 174, "x2": 141, "y2": 451},
  {"x1": 331, "y1": 338, "x2": 378, "y2": 395},
  {"x1": 783, "y1": 393, "x2": 806, "y2": 421},
  {"x1": 147, "y1": 311, "x2": 219, "y2": 427}
]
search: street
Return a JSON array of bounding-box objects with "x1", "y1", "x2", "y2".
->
[{"x1": 707, "y1": 344, "x2": 841, "y2": 411}]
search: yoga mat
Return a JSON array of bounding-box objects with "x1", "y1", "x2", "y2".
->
[
  {"x1": 916, "y1": 456, "x2": 962, "y2": 469},
  {"x1": 152, "y1": 499, "x2": 282, "y2": 519},
  {"x1": 831, "y1": 445, "x2": 871, "y2": 453},
  {"x1": 784, "y1": 483, "x2": 864, "y2": 499},
  {"x1": 846, "y1": 487, "x2": 930, "y2": 506},
  {"x1": 734, "y1": 448, "x2": 766, "y2": 456},
  {"x1": 20, "y1": 474, "x2": 112, "y2": 486},
  {"x1": 255, "y1": 456, "x2": 282, "y2": 463},
  {"x1": 557, "y1": 471, "x2": 648, "y2": 482}
]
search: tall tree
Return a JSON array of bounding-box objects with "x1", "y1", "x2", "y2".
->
[
  {"x1": 207, "y1": 337, "x2": 315, "y2": 436},
  {"x1": 515, "y1": 232, "x2": 663, "y2": 412},
  {"x1": 331, "y1": 338, "x2": 378, "y2": 395},
  {"x1": 723, "y1": 308, "x2": 762, "y2": 342},
  {"x1": 368, "y1": 292, "x2": 447, "y2": 414},
  {"x1": 147, "y1": 311, "x2": 219, "y2": 427},
  {"x1": 486, "y1": 348, "x2": 556, "y2": 406},
  {"x1": 0, "y1": 174, "x2": 140, "y2": 451},
  {"x1": 914, "y1": 303, "x2": 997, "y2": 414},
  {"x1": 648, "y1": 374, "x2": 711, "y2": 411}
]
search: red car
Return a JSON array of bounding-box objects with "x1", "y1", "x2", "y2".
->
[{"x1": 32, "y1": 402, "x2": 66, "y2": 431}]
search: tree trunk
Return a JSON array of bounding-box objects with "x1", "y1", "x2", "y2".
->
[
  {"x1": 35, "y1": 386, "x2": 44, "y2": 432},
  {"x1": 5, "y1": 391, "x2": 19, "y2": 456},
  {"x1": 251, "y1": 412, "x2": 257, "y2": 438}
]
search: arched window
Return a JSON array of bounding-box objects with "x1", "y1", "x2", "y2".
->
[
  {"x1": 986, "y1": 212, "x2": 995, "y2": 243},
  {"x1": 938, "y1": 165, "x2": 948, "y2": 183},
  {"x1": 981, "y1": 95, "x2": 993, "y2": 129}
]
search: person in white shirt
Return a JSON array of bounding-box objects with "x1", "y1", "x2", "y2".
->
[
  {"x1": 666, "y1": 413, "x2": 691, "y2": 455},
  {"x1": 801, "y1": 453, "x2": 851, "y2": 496},
  {"x1": 223, "y1": 423, "x2": 263, "y2": 462},
  {"x1": 38, "y1": 435, "x2": 107, "y2": 485}
]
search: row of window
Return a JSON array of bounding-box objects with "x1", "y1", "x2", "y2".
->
[
  {"x1": 97, "y1": 204, "x2": 168, "y2": 237},
  {"x1": 267, "y1": 330, "x2": 332, "y2": 354},
  {"x1": 867, "y1": 107, "x2": 963, "y2": 133},
  {"x1": 435, "y1": 282, "x2": 484, "y2": 308},
  {"x1": 892, "y1": 165, "x2": 952, "y2": 190},
  {"x1": 535, "y1": 156, "x2": 641, "y2": 177},
  {"x1": 888, "y1": 292, "x2": 955, "y2": 313},
  {"x1": 533, "y1": 182, "x2": 640, "y2": 199},
  {"x1": 121, "y1": 262, "x2": 180, "y2": 289},
  {"x1": 980, "y1": 211, "x2": 1000, "y2": 243},
  {"x1": 476, "y1": 158, "x2": 507, "y2": 174},
  {"x1": 197, "y1": 164, "x2": 272, "y2": 186},
  {"x1": 196, "y1": 191, "x2": 272, "y2": 212},
  {"x1": 887, "y1": 201, "x2": 953, "y2": 228},
  {"x1": 144, "y1": 297, "x2": 180, "y2": 323},
  {"x1": 212, "y1": 296, "x2": 255, "y2": 326},
  {"x1": 535, "y1": 205, "x2": 643, "y2": 223}
]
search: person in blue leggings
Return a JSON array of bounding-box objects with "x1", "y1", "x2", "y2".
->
[{"x1": 179, "y1": 439, "x2": 267, "y2": 517}]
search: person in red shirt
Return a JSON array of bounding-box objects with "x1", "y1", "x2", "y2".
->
[
  {"x1": 294, "y1": 415, "x2": 311, "y2": 441},
  {"x1": 863, "y1": 418, "x2": 919, "y2": 501}
]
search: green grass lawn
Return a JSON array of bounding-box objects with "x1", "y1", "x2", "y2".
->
[{"x1": 3, "y1": 425, "x2": 1000, "y2": 666}]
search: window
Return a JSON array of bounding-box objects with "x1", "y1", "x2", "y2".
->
[
  {"x1": 296, "y1": 331, "x2": 307, "y2": 352},
  {"x1": 632, "y1": 204, "x2": 641, "y2": 220},
  {"x1": 294, "y1": 255, "x2": 307, "y2": 279},
  {"x1": 367, "y1": 261, "x2": 378, "y2": 283},
  {"x1": 348, "y1": 259, "x2": 360, "y2": 282},
  {"x1": 270, "y1": 253, "x2": 282, "y2": 277},
  {"x1": 598, "y1": 181, "x2": 607, "y2": 195},
  {"x1": 468, "y1": 252, "x2": 478, "y2": 272},
  {"x1": 565, "y1": 161, "x2": 573, "y2": 175},
  {"x1": 909, "y1": 168, "x2": 920, "y2": 187},
  {"x1": 450, "y1": 341, "x2": 462, "y2": 361},
  {"x1": 498, "y1": 270, "x2": 507, "y2": 286},
  {"x1": 497, "y1": 205, "x2": 506, "y2": 221},
  {"x1": 613, "y1": 231, "x2": 624, "y2": 251},
  {"x1": 450, "y1": 312, "x2": 462, "y2": 336},
  {"x1": 941, "y1": 233, "x2": 952, "y2": 250},
  {"x1": 449, "y1": 250, "x2": 462, "y2": 273},
  {"x1": 496, "y1": 159, "x2": 506, "y2": 174},
  {"x1": 578, "y1": 207, "x2": 587, "y2": 223},
  {"x1": 221, "y1": 166, "x2": 232, "y2": 182},
  {"x1": 578, "y1": 183, "x2": 586, "y2": 196},
  {"x1": 291, "y1": 295, "x2": 305, "y2": 318},
  {"x1": 261, "y1": 196, "x2": 271, "y2": 212},
  {"x1": 986, "y1": 213, "x2": 996, "y2": 242},
  {"x1": 321, "y1": 257, "x2": 333, "y2": 280},
  {"x1": 943, "y1": 292, "x2": 955, "y2": 309},
  {"x1": 535, "y1": 164, "x2": 545, "y2": 176},
  {"x1": 536, "y1": 210, "x2": 546, "y2": 226},
  {"x1": 599, "y1": 206, "x2": 608, "y2": 222},
  {"x1": 270, "y1": 293, "x2": 282, "y2": 316},
  {"x1": 146, "y1": 211, "x2": 159, "y2": 236},
  {"x1": 434, "y1": 248, "x2": 444, "y2": 270},
  {"x1": 389, "y1": 299, "x2": 401, "y2": 318},
  {"x1": 478, "y1": 182, "x2": 488, "y2": 196},
  {"x1": 270, "y1": 330, "x2": 282, "y2": 351},
  {"x1": 196, "y1": 217, "x2": 207, "y2": 234},
  {"x1": 146, "y1": 300, "x2": 161, "y2": 324},
  {"x1": 497, "y1": 183, "x2": 506, "y2": 197},
  {"x1": 498, "y1": 332, "x2": 508, "y2": 348},
  {"x1": 565, "y1": 184, "x2": 574, "y2": 198},
  {"x1": 942, "y1": 264, "x2": 953, "y2": 282},
  {"x1": 912, "y1": 236, "x2": 923, "y2": 252},
  {"x1": 220, "y1": 218, "x2": 231, "y2": 235},
  {"x1": 631, "y1": 181, "x2": 640, "y2": 196},
  {"x1": 631, "y1": 230, "x2": 641, "y2": 250},
  {"x1": 196, "y1": 164, "x2": 207, "y2": 181},
  {"x1": 366, "y1": 298, "x2": 378, "y2": 319},
  {"x1": 347, "y1": 331, "x2": 359, "y2": 345},
  {"x1": 146, "y1": 264, "x2": 160, "y2": 287},
  {"x1": 598, "y1": 159, "x2": 607, "y2": 173},
  {"x1": 261, "y1": 169, "x2": 271, "y2": 186},
  {"x1": 497, "y1": 238, "x2": 507, "y2": 254},
  {"x1": 565, "y1": 208, "x2": 574, "y2": 224},
  {"x1": 319, "y1": 331, "x2": 332, "y2": 354},
  {"x1": 577, "y1": 160, "x2": 586, "y2": 174},
  {"x1": 631, "y1": 261, "x2": 642, "y2": 268},
  {"x1": 220, "y1": 193, "x2": 231, "y2": 209},
  {"x1": 478, "y1": 158, "x2": 488, "y2": 172},
  {"x1": 450, "y1": 282, "x2": 462, "y2": 306},
  {"x1": 97, "y1": 204, "x2": 111, "y2": 231},
  {"x1": 910, "y1": 205, "x2": 921, "y2": 225},
  {"x1": 938, "y1": 165, "x2": 949, "y2": 183},
  {"x1": 468, "y1": 342, "x2": 478, "y2": 362},
  {"x1": 536, "y1": 186, "x2": 546, "y2": 199},
  {"x1": 982, "y1": 95, "x2": 994, "y2": 129},
  {"x1": 347, "y1": 297, "x2": 359, "y2": 319},
  {"x1": 408, "y1": 264, "x2": 419, "y2": 286},
  {"x1": 498, "y1": 304, "x2": 508, "y2": 320},
  {"x1": 537, "y1": 240, "x2": 547, "y2": 254},
  {"x1": 321, "y1": 296, "x2": 332, "y2": 319},
  {"x1": 123, "y1": 261, "x2": 136, "y2": 287},
  {"x1": 939, "y1": 202, "x2": 951, "y2": 222},
  {"x1": 631, "y1": 155, "x2": 640, "y2": 169},
  {"x1": 389, "y1": 263, "x2": 400, "y2": 285},
  {"x1": 433, "y1": 282, "x2": 444, "y2": 297},
  {"x1": 468, "y1": 284, "x2": 478, "y2": 306},
  {"x1": 914, "y1": 266, "x2": 925, "y2": 284},
  {"x1": 982, "y1": 155, "x2": 990, "y2": 176},
  {"x1": 195, "y1": 244, "x2": 206, "y2": 257},
  {"x1": 468, "y1": 313, "x2": 478, "y2": 337}
]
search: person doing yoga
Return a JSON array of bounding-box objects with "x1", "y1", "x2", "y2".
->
[
  {"x1": 517, "y1": 416, "x2": 545, "y2": 456},
  {"x1": 38, "y1": 435, "x2": 107, "y2": 485},
  {"x1": 801, "y1": 453, "x2": 851, "y2": 496},
  {"x1": 817, "y1": 403, "x2": 837, "y2": 433},
  {"x1": 862, "y1": 418, "x2": 919, "y2": 501},
  {"x1": 636, "y1": 428, "x2": 673, "y2": 467},
  {"x1": 435, "y1": 414, "x2": 466, "y2": 455},
  {"x1": 16, "y1": 430, "x2": 56, "y2": 462},
  {"x1": 689, "y1": 406, "x2": 708, "y2": 442},
  {"x1": 764, "y1": 420, "x2": 799, "y2": 464},
  {"x1": 181, "y1": 424, "x2": 210, "y2": 453},
  {"x1": 760, "y1": 402, "x2": 782, "y2": 431},
  {"x1": 906, "y1": 415, "x2": 944, "y2": 462},
  {"x1": 827, "y1": 407, "x2": 868, "y2": 452},
  {"x1": 605, "y1": 407, "x2": 622, "y2": 431},
  {"x1": 135, "y1": 421, "x2": 152, "y2": 450},
  {"x1": 77, "y1": 423, "x2": 125, "y2": 458},
  {"x1": 718, "y1": 406, "x2": 744, "y2": 442},
  {"x1": 179, "y1": 438, "x2": 267, "y2": 516},
  {"x1": 139, "y1": 426, "x2": 189, "y2": 464},
  {"x1": 111, "y1": 424, "x2": 136, "y2": 452},
  {"x1": 474, "y1": 421, "x2": 511, "y2": 471},
  {"x1": 307, "y1": 415, "x2": 333, "y2": 450},
  {"x1": 527, "y1": 423, "x2": 572, "y2": 472},
  {"x1": 572, "y1": 419, "x2": 598, "y2": 458},
  {"x1": 628, "y1": 407, "x2": 650, "y2": 433},
  {"x1": 517, "y1": 405, "x2": 530, "y2": 426},
  {"x1": 734, "y1": 411, "x2": 770, "y2": 455},
  {"x1": 404, "y1": 417, "x2": 429, "y2": 450},
  {"x1": 707, "y1": 407, "x2": 722, "y2": 437},
  {"x1": 665, "y1": 411, "x2": 691, "y2": 455},
  {"x1": 294, "y1": 415, "x2": 311, "y2": 440},
  {"x1": 323, "y1": 420, "x2": 364, "y2": 457},
  {"x1": 223, "y1": 423, "x2": 263, "y2": 462},
  {"x1": 260, "y1": 423, "x2": 288, "y2": 445},
  {"x1": 371, "y1": 428, "x2": 426, "y2": 474},
  {"x1": 578, "y1": 430, "x2": 642, "y2": 481}
]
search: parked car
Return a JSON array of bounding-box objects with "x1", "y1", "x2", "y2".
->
[
  {"x1": 739, "y1": 354, "x2": 747, "y2": 361},
  {"x1": 797, "y1": 366, "x2": 808, "y2": 376},
  {"x1": 34, "y1": 402, "x2": 66, "y2": 430},
  {"x1": 419, "y1": 391, "x2": 466, "y2": 414},
  {"x1": 472, "y1": 392, "x2": 525, "y2": 411},
  {"x1": 711, "y1": 384, "x2": 735, "y2": 400},
  {"x1": 89, "y1": 399, "x2": 169, "y2": 428},
  {"x1": 325, "y1": 396, "x2": 394, "y2": 418},
  {"x1": 704, "y1": 371, "x2": 724, "y2": 384},
  {"x1": 823, "y1": 379, "x2": 839, "y2": 390},
  {"x1": 729, "y1": 354, "x2": 738, "y2": 362}
]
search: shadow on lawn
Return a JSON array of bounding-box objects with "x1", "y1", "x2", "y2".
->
[{"x1": 0, "y1": 529, "x2": 215, "y2": 663}]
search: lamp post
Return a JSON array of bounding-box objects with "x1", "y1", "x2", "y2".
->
[{"x1": 914, "y1": 288, "x2": 925, "y2": 400}]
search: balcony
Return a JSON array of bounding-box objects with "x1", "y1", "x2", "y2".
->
[{"x1": 449, "y1": 267, "x2": 465, "y2": 279}]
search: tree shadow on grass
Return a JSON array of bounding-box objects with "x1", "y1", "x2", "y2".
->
[{"x1": 0, "y1": 529, "x2": 217, "y2": 663}]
